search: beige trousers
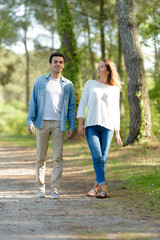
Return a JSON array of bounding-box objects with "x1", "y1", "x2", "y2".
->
[{"x1": 36, "y1": 120, "x2": 64, "y2": 192}]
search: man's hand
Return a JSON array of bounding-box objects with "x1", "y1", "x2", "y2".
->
[
  {"x1": 27, "y1": 124, "x2": 35, "y2": 135},
  {"x1": 66, "y1": 129, "x2": 74, "y2": 140}
]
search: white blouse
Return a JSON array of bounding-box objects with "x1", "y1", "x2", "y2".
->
[{"x1": 77, "y1": 80, "x2": 120, "y2": 131}]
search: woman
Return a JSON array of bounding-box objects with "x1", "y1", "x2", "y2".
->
[{"x1": 77, "y1": 58, "x2": 123, "y2": 199}]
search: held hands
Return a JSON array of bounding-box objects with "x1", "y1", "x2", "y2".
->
[{"x1": 27, "y1": 124, "x2": 35, "y2": 135}]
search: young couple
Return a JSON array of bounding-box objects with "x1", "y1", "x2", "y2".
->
[{"x1": 26, "y1": 52, "x2": 123, "y2": 200}]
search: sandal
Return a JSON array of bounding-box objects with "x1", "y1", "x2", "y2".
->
[
  {"x1": 96, "y1": 191, "x2": 110, "y2": 199},
  {"x1": 86, "y1": 189, "x2": 97, "y2": 197}
]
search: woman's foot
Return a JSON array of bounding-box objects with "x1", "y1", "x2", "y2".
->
[
  {"x1": 86, "y1": 189, "x2": 97, "y2": 197},
  {"x1": 96, "y1": 191, "x2": 110, "y2": 198},
  {"x1": 96, "y1": 184, "x2": 110, "y2": 198},
  {"x1": 86, "y1": 184, "x2": 99, "y2": 197}
]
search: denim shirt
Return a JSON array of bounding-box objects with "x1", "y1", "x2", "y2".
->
[{"x1": 26, "y1": 73, "x2": 76, "y2": 132}]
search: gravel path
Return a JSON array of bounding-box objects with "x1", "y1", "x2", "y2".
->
[{"x1": 0, "y1": 145, "x2": 160, "y2": 240}]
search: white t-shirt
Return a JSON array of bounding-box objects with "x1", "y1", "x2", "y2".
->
[
  {"x1": 77, "y1": 80, "x2": 120, "y2": 131},
  {"x1": 43, "y1": 77, "x2": 63, "y2": 121}
]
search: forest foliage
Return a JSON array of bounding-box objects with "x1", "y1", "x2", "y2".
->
[{"x1": 0, "y1": 0, "x2": 159, "y2": 142}]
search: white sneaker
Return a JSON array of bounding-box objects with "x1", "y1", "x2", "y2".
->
[
  {"x1": 37, "y1": 189, "x2": 45, "y2": 198},
  {"x1": 51, "y1": 190, "x2": 60, "y2": 199}
]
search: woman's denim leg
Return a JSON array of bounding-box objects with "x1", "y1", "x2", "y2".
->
[
  {"x1": 100, "y1": 128, "x2": 113, "y2": 173},
  {"x1": 85, "y1": 126, "x2": 113, "y2": 186}
]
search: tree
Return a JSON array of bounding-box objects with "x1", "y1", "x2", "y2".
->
[
  {"x1": 32, "y1": 0, "x2": 57, "y2": 52},
  {"x1": 0, "y1": 2, "x2": 18, "y2": 46},
  {"x1": 77, "y1": 0, "x2": 96, "y2": 79},
  {"x1": 55, "y1": 0, "x2": 79, "y2": 83},
  {"x1": 139, "y1": 8, "x2": 160, "y2": 86},
  {"x1": 117, "y1": 30, "x2": 125, "y2": 118},
  {"x1": 23, "y1": 0, "x2": 30, "y2": 111},
  {"x1": 0, "y1": 0, "x2": 33, "y2": 110},
  {"x1": 55, "y1": 0, "x2": 80, "y2": 108},
  {"x1": 116, "y1": 0, "x2": 153, "y2": 144},
  {"x1": 0, "y1": 2, "x2": 18, "y2": 88},
  {"x1": 100, "y1": 0, "x2": 105, "y2": 58}
]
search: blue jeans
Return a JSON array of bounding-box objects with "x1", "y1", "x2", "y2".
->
[{"x1": 85, "y1": 125, "x2": 113, "y2": 186}]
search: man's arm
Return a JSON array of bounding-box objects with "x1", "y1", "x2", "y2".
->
[
  {"x1": 67, "y1": 83, "x2": 76, "y2": 131},
  {"x1": 26, "y1": 82, "x2": 37, "y2": 132}
]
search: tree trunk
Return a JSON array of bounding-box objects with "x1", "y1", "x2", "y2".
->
[
  {"x1": 100, "y1": 0, "x2": 105, "y2": 58},
  {"x1": 55, "y1": 0, "x2": 79, "y2": 83},
  {"x1": 154, "y1": 38, "x2": 160, "y2": 86},
  {"x1": 55, "y1": 0, "x2": 80, "y2": 111},
  {"x1": 117, "y1": 30, "x2": 125, "y2": 117},
  {"x1": 24, "y1": 40, "x2": 29, "y2": 111},
  {"x1": 116, "y1": 0, "x2": 153, "y2": 145},
  {"x1": 24, "y1": 2, "x2": 30, "y2": 111},
  {"x1": 85, "y1": 16, "x2": 96, "y2": 79},
  {"x1": 56, "y1": 0, "x2": 75, "y2": 63}
]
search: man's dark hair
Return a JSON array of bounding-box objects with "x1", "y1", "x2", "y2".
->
[{"x1": 49, "y1": 52, "x2": 65, "y2": 63}]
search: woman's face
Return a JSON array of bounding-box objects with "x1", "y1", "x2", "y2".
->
[{"x1": 97, "y1": 61, "x2": 108, "y2": 78}]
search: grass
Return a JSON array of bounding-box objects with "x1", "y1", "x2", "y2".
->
[
  {"x1": 0, "y1": 134, "x2": 37, "y2": 147},
  {"x1": 124, "y1": 170, "x2": 160, "y2": 213},
  {"x1": 0, "y1": 135, "x2": 159, "y2": 216}
]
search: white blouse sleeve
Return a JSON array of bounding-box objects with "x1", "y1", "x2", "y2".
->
[{"x1": 77, "y1": 81, "x2": 89, "y2": 118}]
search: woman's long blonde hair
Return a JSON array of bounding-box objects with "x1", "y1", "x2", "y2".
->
[{"x1": 102, "y1": 58, "x2": 122, "y2": 90}]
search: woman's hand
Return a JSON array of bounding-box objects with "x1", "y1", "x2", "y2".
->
[
  {"x1": 78, "y1": 124, "x2": 85, "y2": 137},
  {"x1": 78, "y1": 118, "x2": 85, "y2": 137},
  {"x1": 115, "y1": 130, "x2": 123, "y2": 146}
]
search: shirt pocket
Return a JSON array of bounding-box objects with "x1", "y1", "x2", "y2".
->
[{"x1": 38, "y1": 84, "x2": 45, "y2": 96}]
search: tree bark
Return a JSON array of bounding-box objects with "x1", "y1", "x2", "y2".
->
[
  {"x1": 56, "y1": 0, "x2": 76, "y2": 64},
  {"x1": 85, "y1": 16, "x2": 96, "y2": 79},
  {"x1": 116, "y1": 0, "x2": 152, "y2": 144},
  {"x1": 55, "y1": 0, "x2": 79, "y2": 86},
  {"x1": 24, "y1": 1, "x2": 30, "y2": 111},
  {"x1": 100, "y1": 0, "x2": 105, "y2": 58},
  {"x1": 117, "y1": 30, "x2": 125, "y2": 117},
  {"x1": 154, "y1": 38, "x2": 160, "y2": 86},
  {"x1": 24, "y1": 38, "x2": 29, "y2": 111},
  {"x1": 78, "y1": 0, "x2": 96, "y2": 79}
]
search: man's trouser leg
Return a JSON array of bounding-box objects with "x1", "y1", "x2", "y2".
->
[
  {"x1": 36, "y1": 121, "x2": 50, "y2": 191},
  {"x1": 50, "y1": 121, "x2": 64, "y2": 193}
]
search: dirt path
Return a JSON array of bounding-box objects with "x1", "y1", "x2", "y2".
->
[{"x1": 0, "y1": 144, "x2": 160, "y2": 240}]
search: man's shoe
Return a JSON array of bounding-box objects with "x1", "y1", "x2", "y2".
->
[
  {"x1": 51, "y1": 190, "x2": 60, "y2": 199},
  {"x1": 37, "y1": 189, "x2": 45, "y2": 198}
]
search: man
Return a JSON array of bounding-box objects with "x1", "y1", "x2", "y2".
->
[{"x1": 26, "y1": 52, "x2": 76, "y2": 199}]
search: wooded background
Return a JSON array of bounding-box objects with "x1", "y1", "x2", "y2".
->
[{"x1": 0, "y1": 0, "x2": 159, "y2": 144}]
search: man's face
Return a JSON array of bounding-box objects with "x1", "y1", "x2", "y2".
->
[{"x1": 49, "y1": 56, "x2": 65, "y2": 74}]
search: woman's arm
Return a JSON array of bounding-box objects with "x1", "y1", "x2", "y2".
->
[
  {"x1": 115, "y1": 130, "x2": 123, "y2": 146},
  {"x1": 78, "y1": 117, "x2": 85, "y2": 137}
]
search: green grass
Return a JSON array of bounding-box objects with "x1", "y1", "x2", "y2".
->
[
  {"x1": 124, "y1": 171, "x2": 160, "y2": 214},
  {"x1": 0, "y1": 135, "x2": 37, "y2": 147}
]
